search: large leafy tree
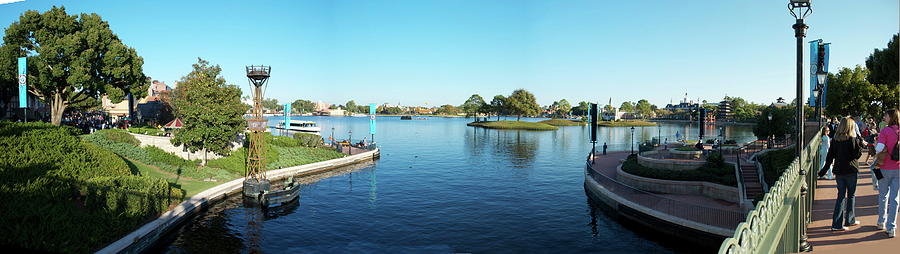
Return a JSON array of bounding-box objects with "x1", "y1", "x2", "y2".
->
[
  {"x1": 345, "y1": 100, "x2": 357, "y2": 113},
  {"x1": 0, "y1": 6, "x2": 148, "y2": 125},
  {"x1": 864, "y1": 34, "x2": 900, "y2": 112},
  {"x1": 555, "y1": 99, "x2": 572, "y2": 118},
  {"x1": 619, "y1": 101, "x2": 635, "y2": 112},
  {"x1": 825, "y1": 66, "x2": 883, "y2": 118},
  {"x1": 169, "y1": 58, "x2": 248, "y2": 165},
  {"x1": 489, "y1": 95, "x2": 506, "y2": 121},
  {"x1": 635, "y1": 99, "x2": 653, "y2": 119},
  {"x1": 261, "y1": 98, "x2": 280, "y2": 111},
  {"x1": 291, "y1": 99, "x2": 315, "y2": 113},
  {"x1": 462, "y1": 94, "x2": 485, "y2": 118},
  {"x1": 506, "y1": 89, "x2": 540, "y2": 121}
]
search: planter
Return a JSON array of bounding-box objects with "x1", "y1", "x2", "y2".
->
[{"x1": 669, "y1": 148, "x2": 703, "y2": 160}]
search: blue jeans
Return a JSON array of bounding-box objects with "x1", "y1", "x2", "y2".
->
[
  {"x1": 877, "y1": 170, "x2": 900, "y2": 232},
  {"x1": 833, "y1": 173, "x2": 858, "y2": 229}
]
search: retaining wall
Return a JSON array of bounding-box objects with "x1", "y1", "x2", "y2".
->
[
  {"x1": 616, "y1": 165, "x2": 740, "y2": 203},
  {"x1": 96, "y1": 148, "x2": 380, "y2": 254},
  {"x1": 637, "y1": 151, "x2": 706, "y2": 171}
]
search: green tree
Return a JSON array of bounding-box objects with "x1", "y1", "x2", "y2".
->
[
  {"x1": 490, "y1": 95, "x2": 506, "y2": 121},
  {"x1": 635, "y1": 99, "x2": 653, "y2": 119},
  {"x1": 261, "y1": 98, "x2": 280, "y2": 111},
  {"x1": 619, "y1": 101, "x2": 635, "y2": 112},
  {"x1": 753, "y1": 106, "x2": 795, "y2": 141},
  {"x1": 555, "y1": 99, "x2": 572, "y2": 118},
  {"x1": 825, "y1": 66, "x2": 881, "y2": 118},
  {"x1": 291, "y1": 99, "x2": 315, "y2": 114},
  {"x1": 436, "y1": 104, "x2": 462, "y2": 115},
  {"x1": 169, "y1": 58, "x2": 248, "y2": 165},
  {"x1": 506, "y1": 89, "x2": 540, "y2": 121},
  {"x1": 603, "y1": 104, "x2": 615, "y2": 113},
  {"x1": 865, "y1": 34, "x2": 900, "y2": 112},
  {"x1": 462, "y1": 94, "x2": 486, "y2": 118},
  {"x1": 345, "y1": 100, "x2": 357, "y2": 113},
  {"x1": 572, "y1": 101, "x2": 590, "y2": 117},
  {"x1": 1, "y1": 6, "x2": 148, "y2": 125}
]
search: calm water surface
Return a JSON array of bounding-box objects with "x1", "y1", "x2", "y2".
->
[{"x1": 159, "y1": 117, "x2": 755, "y2": 253}]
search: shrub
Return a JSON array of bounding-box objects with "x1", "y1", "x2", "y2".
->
[
  {"x1": 97, "y1": 129, "x2": 141, "y2": 146},
  {"x1": 267, "y1": 146, "x2": 345, "y2": 169},
  {"x1": 757, "y1": 148, "x2": 796, "y2": 186},
  {"x1": 269, "y1": 133, "x2": 302, "y2": 147},
  {"x1": 622, "y1": 156, "x2": 736, "y2": 187},
  {"x1": 293, "y1": 132, "x2": 323, "y2": 148},
  {"x1": 0, "y1": 121, "x2": 181, "y2": 253},
  {"x1": 128, "y1": 127, "x2": 165, "y2": 136},
  {"x1": 146, "y1": 146, "x2": 198, "y2": 168},
  {"x1": 675, "y1": 146, "x2": 699, "y2": 151}
]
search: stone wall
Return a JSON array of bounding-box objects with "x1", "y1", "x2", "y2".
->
[
  {"x1": 616, "y1": 165, "x2": 740, "y2": 203},
  {"x1": 637, "y1": 151, "x2": 706, "y2": 171}
]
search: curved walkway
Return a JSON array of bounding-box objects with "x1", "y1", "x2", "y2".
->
[
  {"x1": 808, "y1": 158, "x2": 899, "y2": 253},
  {"x1": 97, "y1": 148, "x2": 380, "y2": 254}
]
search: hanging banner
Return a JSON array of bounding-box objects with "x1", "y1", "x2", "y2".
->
[
  {"x1": 821, "y1": 43, "x2": 830, "y2": 108},
  {"x1": 809, "y1": 40, "x2": 819, "y2": 107},
  {"x1": 369, "y1": 103, "x2": 376, "y2": 135},
  {"x1": 18, "y1": 57, "x2": 26, "y2": 108},
  {"x1": 283, "y1": 103, "x2": 291, "y2": 129}
]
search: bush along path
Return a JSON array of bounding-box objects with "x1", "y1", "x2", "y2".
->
[{"x1": 0, "y1": 122, "x2": 182, "y2": 253}]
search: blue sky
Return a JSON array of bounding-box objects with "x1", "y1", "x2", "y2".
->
[{"x1": 1, "y1": 0, "x2": 897, "y2": 107}]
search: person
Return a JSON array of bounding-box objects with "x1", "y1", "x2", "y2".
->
[
  {"x1": 820, "y1": 117, "x2": 864, "y2": 231},
  {"x1": 875, "y1": 109, "x2": 900, "y2": 238},
  {"x1": 818, "y1": 126, "x2": 833, "y2": 180},
  {"x1": 602, "y1": 142, "x2": 608, "y2": 155},
  {"x1": 664, "y1": 138, "x2": 668, "y2": 150}
]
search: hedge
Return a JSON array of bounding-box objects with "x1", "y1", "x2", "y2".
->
[
  {"x1": 0, "y1": 121, "x2": 179, "y2": 253},
  {"x1": 293, "y1": 132, "x2": 323, "y2": 148},
  {"x1": 83, "y1": 131, "x2": 232, "y2": 181},
  {"x1": 128, "y1": 127, "x2": 166, "y2": 136},
  {"x1": 621, "y1": 155, "x2": 737, "y2": 187},
  {"x1": 97, "y1": 129, "x2": 140, "y2": 146}
]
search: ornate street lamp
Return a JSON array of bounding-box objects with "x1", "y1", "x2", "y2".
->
[
  {"x1": 816, "y1": 70, "x2": 827, "y2": 126},
  {"x1": 243, "y1": 65, "x2": 272, "y2": 199},
  {"x1": 768, "y1": 113, "x2": 774, "y2": 149},
  {"x1": 789, "y1": 2, "x2": 814, "y2": 248},
  {"x1": 630, "y1": 126, "x2": 636, "y2": 155}
]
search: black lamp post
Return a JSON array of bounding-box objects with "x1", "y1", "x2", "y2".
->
[
  {"x1": 790, "y1": 2, "x2": 814, "y2": 248},
  {"x1": 815, "y1": 70, "x2": 827, "y2": 127},
  {"x1": 630, "y1": 126, "x2": 635, "y2": 155},
  {"x1": 768, "y1": 113, "x2": 774, "y2": 149}
]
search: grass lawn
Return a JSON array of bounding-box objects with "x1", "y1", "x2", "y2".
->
[
  {"x1": 123, "y1": 157, "x2": 222, "y2": 197},
  {"x1": 597, "y1": 120, "x2": 657, "y2": 127},
  {"x1": 467, "y1": 121, "x2": 559, "y2": 131},
  {"x1": 539, "y1": 119, "x2": 587, "y2": 126}
]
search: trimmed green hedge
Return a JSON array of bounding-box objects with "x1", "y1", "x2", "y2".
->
[
  {"x1": 97, "y1": 129, "x2": 141, "y2": 146},
  {"x1": 128, "y1": 127, "x2": 166, "y2": 136},
  {"x1": 293, "y1": 132, "x2": 323, "y2": 148},
  {"x1": 756, "y1": 147, "x2": 796, "y2": 187},
  {"x1": 267, "y1": 146, "x2": 345, "y2": 169},
  {"x1": 146, "y1": 146, "x2": 198, "y2": 168},
  {"x1": 621, "y1": 155, "x2": 737, "y2": 187},
  {"x1": 0, "y1": 121, "x2": 178, "y2": 253}
]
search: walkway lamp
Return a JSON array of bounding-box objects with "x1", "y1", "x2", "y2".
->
[
  {"x1": 790, "y1": 1, "x2": 814, "y2": 248},
  {"x1": 815, "y1": 70, "x2": 827, "y2": 126},
  {"x1": 630, "y1": 126, "x2": 635, "y2": 155},
  {"x1": 768, "y1": 113, "x2": 774, "y2": 149}
]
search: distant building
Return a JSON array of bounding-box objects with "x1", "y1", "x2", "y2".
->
[
  {"x1": 314, "y1": 101, "x2": 330, "y2": 111},
  {"x1": 717, "y1": 99, "x2": 733, "y2": 122},
  {"x1": 771, "y1": 97, "x2": 789, "y2": 108},
  {"x1": 3, "y1": 90, "x2": 48, "y2": 121},
  {"x1": 102, "y1": 79, "x2": 171, "y2": 122}
]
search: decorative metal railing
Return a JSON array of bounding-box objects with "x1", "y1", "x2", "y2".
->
[{"x1": 718, "y1": 129, "x2": 822, "y2": 254}]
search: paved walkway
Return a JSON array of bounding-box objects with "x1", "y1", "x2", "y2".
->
[
  {"x1": 589, "y1": 151, "x2": 742, "y2": 212},
  {"x1": 808, "y1": 158, "x2": 899, "y2": 253}
]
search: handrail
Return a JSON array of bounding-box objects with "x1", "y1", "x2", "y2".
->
[
  {"x1": 718, "y1": 129, "x2": 822, "y2": 254},
  {"x1": 734, "y1": 149, "x2": 748, "y2": 206}
]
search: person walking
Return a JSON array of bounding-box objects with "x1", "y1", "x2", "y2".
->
[
  {"x1": 818, "y1": 126, "x2": 833, "y2": 180},
  {"x1": 820, "y1": 117, "x2": 865, "y2": 231},
  {"x1": 875, "y1": 109, "x2": 900, "y2": 238}
]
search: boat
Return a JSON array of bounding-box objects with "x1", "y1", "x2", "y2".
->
[
  {"x1": 400, "y1": 115, "x2": 413, "y2": 120},
  {"x1": 275, "y1": 120, "x2": 322, "y2": 134},
  {"x1": 258, "y1": 177, "x2": 302, "y2": 208}
]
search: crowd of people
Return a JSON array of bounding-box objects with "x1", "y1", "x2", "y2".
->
[
  {"x1": 61, "y1": 110, "x2": 127, "y2": 134},
  {"x1": 818, "y1": 109, "x2": 900, "y2": 238}
]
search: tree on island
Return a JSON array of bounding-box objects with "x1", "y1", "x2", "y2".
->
[
  {"x1": 0, "y1": 6, "x2": 148, "y2": 125},
  {"x1": 506, "y1": 89, "x2": 540, "y2": 121},
  {"x1": 619, "y1": 101, "x2": 635, "y2": 112},
  {"x1": 635, "y1": 99, "x2": 653, "y2": 119},
  {"x1": 603, "y1": 104, "x2": 615, "y2": 113},
  {"x1": 261, "y1": 98, "x2": 281, "y2": 112},
  {"x1": 571, "y1": 101, "x2": 590, "y2": 118},
  {"x1": 552, "y1": 99, "x2": 572, "y2": 118},
  {"x1": 489, "y1": 95, "x2": 507, "y2": 121},
  {"x1": 462, "y1": 94, "x2": 486, "y2": 118},
  {"x1": 169, "y1": 58, "x2": 248, "y2": 166},
  {"x1": 436, "y1": 104, "x2": 462, "y2": 115}
]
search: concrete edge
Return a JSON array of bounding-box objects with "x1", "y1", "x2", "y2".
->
[
  {"x1": 96, "y1": 148, "x2": 380, "y2": 254},
  {"x1": 584, "y1": 167, "x2": 734, "y2": 237}
]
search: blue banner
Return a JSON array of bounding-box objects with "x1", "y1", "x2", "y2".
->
[
  {"x1": 283, "y1": 103, "x2": 291, "y2": 128},
  {"x1": 822, "y1": 43, "x2": 830, "y2": 108},
  {"x1": 17, "y1": 57, "x2": 26, "y2": 108},
  {"x1": 369, "y1": 103, "x2": 376, "y2": 135},
  {"x1": 809, "y1": 40, "x2": 819, "y2": 107}
]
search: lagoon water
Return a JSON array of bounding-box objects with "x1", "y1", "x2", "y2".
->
[{"x1": 158, "y1": 117, "x2": 755, "y2": 253}]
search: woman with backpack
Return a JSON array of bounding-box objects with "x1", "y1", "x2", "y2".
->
[
  {"x1": 820, "y1": 117, "x2": 865, "y2": 231},
  {"x1": 875, "y1": 109, "x2": 900, "y2": 238}
]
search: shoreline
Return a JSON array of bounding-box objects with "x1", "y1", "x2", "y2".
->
[{"x1": 97, "y1": 148, "x2": 381, "y2": 254}]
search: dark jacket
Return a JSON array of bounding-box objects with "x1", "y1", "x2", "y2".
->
[{"x1": 821, "y1": 136, "x2": 865, "y2": 176}]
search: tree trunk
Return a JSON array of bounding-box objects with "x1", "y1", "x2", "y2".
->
[
  {"x1": 201, "y1": 147, "x2": 208, "y2": 166},
  {"x1": 50, "y1": 93, "x2": 67, "y2": 125}
]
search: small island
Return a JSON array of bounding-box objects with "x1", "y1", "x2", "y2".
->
[
  {"x1": 597, "y1": 120, "x2": 657, "y2": 127},
  {"x1": 539, "y1": 119, "x2": 587, "y2": 126},
  {"x1": 467, "y1": 121, "x2": 559, "y2": 131}
]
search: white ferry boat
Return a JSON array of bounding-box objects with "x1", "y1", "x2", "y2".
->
[{"x1": 275, "y1": 120, "x2": 322, "y2": 134}]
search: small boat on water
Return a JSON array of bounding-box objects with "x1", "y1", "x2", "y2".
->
[
  {"x1": 400, "y1": 115, "x2": 413, "y2": 120},
  {"x1": 275, "y1": 120, "x2": 322, "y2": 134},
  {"x1": 260, "y1": 177, "x2": 302, "y2": 207}
]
